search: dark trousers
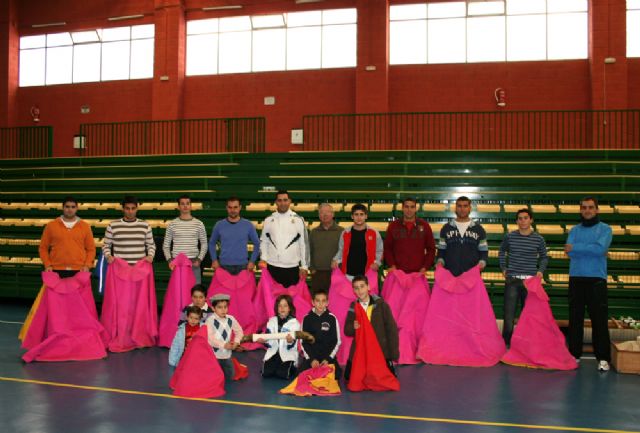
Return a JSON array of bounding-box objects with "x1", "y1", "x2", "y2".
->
[
  {"x1": 310, "y1": 270, "x2": 332, "y2": 294},
  {"x1": 221, "y1": 264, "x2": 245, "y2": 276},
  {"x1": 267, "y1": 264, "x2": 300, "y2": 288},
  {"x1": 262, "y1": 353, "x2": 297, "y2": 380},
  {"x1": 568, "y1": 277, "x2": 611, "y2": 362},
  {"x1": 502, "y1": 277, "x2": 528, "y2": 346},
  {"x1": 217, "y1": 358, "x2": 235, "y2": 381},
  {"x1": 53, "y1": 270, "x2": 79, "y2": 278}
]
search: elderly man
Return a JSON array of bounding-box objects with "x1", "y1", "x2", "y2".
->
[{"x1": 309, "y1": 203, "x2": 343, "y2": 293}]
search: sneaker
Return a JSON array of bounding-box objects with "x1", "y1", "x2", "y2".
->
[{"x1": 598, "y1": 360, "x2": 610, "y2": 372}]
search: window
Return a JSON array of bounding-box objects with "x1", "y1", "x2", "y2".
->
[
  {"x1": 186, "y1": 8, "x2": 357, "y2": 76},
  {"x1": 390, "y1": 0, "x2": 588, "y2": 65},
  {"x1": 19, "y1": 25, "x2": 154, "y2": 87},
  {"x1": 628, "y1": 0, "x2": 640, "y2": 57}
]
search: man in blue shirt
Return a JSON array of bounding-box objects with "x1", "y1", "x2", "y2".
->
[
  {"x1": 565, "y1": 197, "x2": 613, "y2": 371},
  {"x1": 209, "y1": 197, "x2": 260, "y2": 275}
]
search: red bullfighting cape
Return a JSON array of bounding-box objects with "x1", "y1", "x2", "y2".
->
[
  {"x1": 280, "y1": 364, "x2": 342, "y2": 397},
  {"x1": 256, "y1": 269, "x2": 312, "y2": 324}
]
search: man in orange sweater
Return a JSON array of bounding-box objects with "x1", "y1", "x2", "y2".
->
[{"x1": 39, "y1": 196, "x2": 96, "y2": 278}]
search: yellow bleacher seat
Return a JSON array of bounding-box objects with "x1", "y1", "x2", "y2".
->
[
  {"x1": 338, "y1": 221, "x2": 352, "y2": 229},
  {"x1": 425, "y1": 271, "x2": 435, "y2": 280},
  {"x1": 506, "y1": 224, "x2": 517, "y2": 232},
  {"x1": 548, "y1": 274, "x2": 569, "y2": 282},
  {"x1": 618, "y1": 275, "x2": 640, "y2": 284},
  {"x1": 369, "y1": 203, "x2": 394, "y2": 213},
  {"x1": 608, "y1": 251, "x2": 639, "y2": 260},
  {"x1": 488, "y1": 250, "x2": 499, "y2": 258},
  {"x1": 157, "y1": 202, "x2": 178, "y2": 210},
  {"x1": 615, "y1": 205, "x2": 640, "y2": 214},
  {"x1": 308, "y1": 221, "x2": 320, "y2": 230},
  {"x1": 503, "y1": 204, "x2": 527, "y2": 213},
  {"x1": 252, "y1": 221, "x2": 264, "y2": 231},
  {"x1": 14, "y1": 219, "x2": 36, "y2": 226},
  {"x1": 476, "y1": 204, "x2": 501, "y2": 213},
  {"x1": 531, "y1": 204, "x2": 557, "y2": 213},
  {"x1": 598, "y1": 205, "x2": 614, "y2": 214},
  {"x1": 366, "y1": 222, "x2": 389, "y2": 232},
  {"x1": 246, "y1": 202, "x2": 274, "y2": 212},
  {"x1": 547, "y1": 250, "x2": 566, "y2": 259},
  {"x1": 483, "y1": 224, "x2": 504, "y2": 234},
  {"x1": 535, "y1": 225, "x2": 564, "y2": 235},
  {"x1": 138, "y1": 202, "x2": 162, "y2": 210},
  {"x1": 146, "y1": 219, "x2": 167, "y2": 228},
  {"x1": 344, "y1": 203, "x2": 367, "y2": 212},
  {"x1": 293, "y1": 203, "x2": 318, "y2": 212},
  {"x1": 94, "y1": 220, "x2": 111, "y2": 228},
  {"x1": 558, "y1": 205, "x2": 580, "y2": 213},
  {"x1": 326, "y1": 203, "x2": 343, "y2": 213},
  {"x1": 191, "y1": 202, "x2": 203, "y2": 211},
  {"x1": 626, "y1": 225, "x2": 640, "y2": 235},
  {"x1": 430, "y1": 223, "x2": 444, "y2": 234},
  {"x1": 482, "y1": 272, "x2": 505, "y2": 281},
  {"x1": 78, "y1": 202, "x2": 101, "y2": 210},
  {"x1": 422, "y1": 203, "x2": 446, "y2": 213}
]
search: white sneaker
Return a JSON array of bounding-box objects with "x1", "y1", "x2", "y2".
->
[{"x1": 598, "y1": 360, "x2": 610, "y2": 372}]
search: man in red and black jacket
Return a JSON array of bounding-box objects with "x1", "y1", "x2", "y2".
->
[{"x1": 384, "y1": 198, "x2": 436, "y2": 274}]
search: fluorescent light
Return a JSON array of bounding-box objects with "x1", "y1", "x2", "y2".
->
[
  {"x1": 295, "y1": 0, "x2": 324, "y2": 4},
  {"x1": 107, "y1": 14, "x2": 145, "y2": 22},
  {"x1": 202, "y1": 5, "x2": 243, "y2": 11},
  {"x1": 31, "y1": 22, "x2": 66, "y2": 28}
]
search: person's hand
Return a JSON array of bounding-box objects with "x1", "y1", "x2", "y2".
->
[
  {"x1": 145, "y1": 255, "x2": 154, "y2": 263},
  {"x1": 418, "y1": 267, "x2": 426, "y2": 274},
  {"x1": 564, "y1": 244, "x2": 573, "y2": 253},
  {"x1": 45, "y1": 266, "x2": 53, "y2": 272},
  {"x1": 311, "y1": 359, "x2": 320, "y2": 368},
  {"x1": 299, "y1": 268, "x2": 308, "y2": 279},
  {"x1": 435, "y1": 262, "x2": 443, "y2": 268},
  {"x1": 193, "y1": 259, "x2": 201, "y2": 267},
  {"x1": 80, "y1": 266, "x2": 89, "y2": 272},
  {"x1": 247, "y1": 262, "x2": 255, "y2": 271},
  {"x1": 106, "y1": 255, "x2": 115, "y2": 264},
  {"x1": 320, "y1": 360, "x2": 328, "y2": 366},
  {"x1": 256, "y1": 338, "x2": 266, "y2": 344},
  {"x1": 388, "y1": 265, "x2": 397, "y2": 273},
  {"x1": 168, "y1": 262, "x2": 176, "y2": 270},
  {"x1": 211, "y1": 260, "x2": 220, "y2": 270},
  {"x1": 502, "y1": 270, "x2": 507, "y2": 277},
  {"x1": 536, "y1": 271, "x2": 543, "y2": 279},
  {"x1": 478, "y1": 261, "x2": 486, "y2": 270},
  {"x1": 286, "y1": 334, "x2": 294, "y2": 344},
  {"x1": 353, "y1": 320, "x2": 360, "y2": 330},
  {"x1": 370, "y1": 263, "x2": 379, "y2": 271},
  {"x1": 258, "y1": 261, "x2": 267, "y2": 269},
  {"x1": 331, "y1": 260, "x2": 339, "y2": 269}
]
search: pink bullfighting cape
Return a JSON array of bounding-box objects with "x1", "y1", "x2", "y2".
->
[
  {"x1": 417, "y1": 266, "x2": 505, "y2": 367},
  {"x1": 502, "y1": 277, "x2": 578, "y2": 370},
  {"x1": 170, "y1": 326, "x2": 225, "y2": 398},
  {"x1": 328, "y1": 268, "x2": 379, "y2": 365},
  {"x1": 100, "y1": 258, "x2": 158, "y2": 352},
  {"x1": 208, "y1": 268, "x2": 263, "y2": 350},
  {"x1": 158, "y1": 254, "x2": 197, "y2": 348},
  {"x1": 22, "y1": 271, "x2": 108, "y2": 362},
  {"x1": 347, "y1": 303, "x2": 400, "y2": 392},
  {"x1": 256, "y1": 269, "x2": 312, "y2": 325},
  {"x1": 381, "y1": 270, "x2": 431, "y2": 365}
]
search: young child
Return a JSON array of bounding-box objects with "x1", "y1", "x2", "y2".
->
[
  {"x1": 169, "y1": 306, "x2": 203, "y2": 367},
  {"x1": 344, "y1": 275, "x2": 399, "y2": 380},
  {"x1": 300, "y1": 289, "x2": 341, "y2": 377},
  {"x1": 260, "y1": 295, "x2": 300, "y2": 379},
  {"x1": 178, "y1": 284, "x2": 212, "y2": 325},
  {"x1": 205, "y1": 293, "x2": 243, "y2": 380}
]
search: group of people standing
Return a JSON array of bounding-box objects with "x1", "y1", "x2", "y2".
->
[{"x1": 35, "y1": 191, "x2": 613, "y2": 372}]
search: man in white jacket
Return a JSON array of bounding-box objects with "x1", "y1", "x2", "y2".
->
[{"x1": 259, "y1": 190, "x2": 309, "y2": 287}]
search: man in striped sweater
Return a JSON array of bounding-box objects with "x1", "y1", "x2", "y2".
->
[
  {"x1": 498, "y1": 208, "x2": 548, "y2": 346},
  {"x1": 102, "y1": 196, "x2": 156, "y2": 266},
  {"x1": 163, "y1": 194, "x2": 208, "y2": 283}
]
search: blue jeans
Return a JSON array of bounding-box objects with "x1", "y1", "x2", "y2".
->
[{"x1": 502, "y1": 277, "x2": 528, "y2": 346}]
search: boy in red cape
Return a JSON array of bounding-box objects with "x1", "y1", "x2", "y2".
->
[
  {"x1": 170, "y1": 326, "x2": 226, "y2": 398},
  {"x1": 344, "y1": 275, "x2": 400, "y2": 392}
]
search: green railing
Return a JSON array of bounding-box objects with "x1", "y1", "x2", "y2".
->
[
  {"x1": 0, "y1": 126, "x2": 53, "y2": 159},
  {"x1": 302, "y1": 110, "x2": 640, "y2": 151},
  {"x1": 79, "y1": 117, "x2": 266, "y2": 156}
]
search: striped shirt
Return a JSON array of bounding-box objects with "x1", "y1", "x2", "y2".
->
[
  {"x1": 498, "y1": 230, "x2": 548, "y2": 277},
  {"x1": 102, "y1": 218, "x2": 156, "y2": 265},
  {"x1": 162, "y1": 217, "x2": 208, "y2": 261}
]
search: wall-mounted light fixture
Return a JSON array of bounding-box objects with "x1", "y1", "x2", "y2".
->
[
  {"x1": 107, "y1": 14, "x2": 145, "y2": 22},
  {"x1": 202, "y1": 5, "x2": 243, "y2": 11},
  {"x1": 31, "y1": 22, "x2": 66, "y2": 28}
]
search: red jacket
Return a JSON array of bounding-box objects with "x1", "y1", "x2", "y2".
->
[
  {"x1": 340, "y1": 227, "x2": 380, "y2": 275},
  {"x1": 383, "y1": 218, "x2": 435, "y2": 272}
]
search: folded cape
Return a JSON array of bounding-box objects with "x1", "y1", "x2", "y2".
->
[
  {"x1": 417, "y1": 266, "x2": 505, "y2": 367},
  {"x1": 280, "y1": 364, "x2": 341, "y2": 397},
  {"x1": 22, "y1": 272, "x2": 108, "y2": 362},
  {"x1": 502, "y1": 277, "x2": 578, "y2": 370}
]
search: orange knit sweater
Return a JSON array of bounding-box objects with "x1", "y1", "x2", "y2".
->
[{"x1": 39, "y1": 218, "x2": 96, "y2": 270}]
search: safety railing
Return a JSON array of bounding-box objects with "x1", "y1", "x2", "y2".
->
[
  {"x1": 0, "y1": 126, "x2": 53, "y2": 159},
  {"x1": 79, "y1": 117, "x2": 266, "y2": 156},
  {"x1": 302, "y1": 110, "x2": 640, "y2": 151}
]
